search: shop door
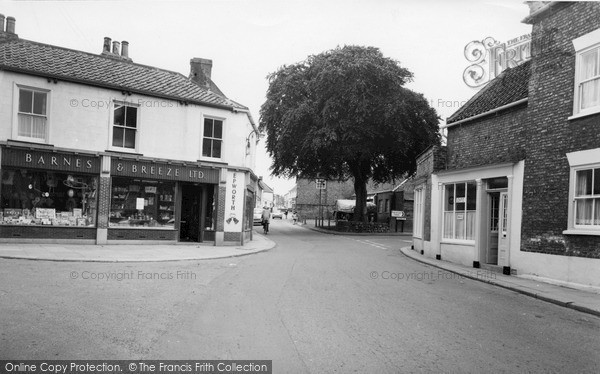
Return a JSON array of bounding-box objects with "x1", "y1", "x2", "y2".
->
[
  {"x1": 180, "y1": 184, "x2": 202, "y2": 242},
  {"x1": 497, "y1": 192, "x2": 509, "y2": 260},
  {"x1": 487, "y1": 193, "x2": 499, "y2": 265}
]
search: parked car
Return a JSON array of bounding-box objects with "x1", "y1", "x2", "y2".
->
[
  {"x1": 253, "y1": 208, "x2": 264, "y2": 225},
  {"x1": 272, "y1": 209, "x2": 283, "y2": 219}
]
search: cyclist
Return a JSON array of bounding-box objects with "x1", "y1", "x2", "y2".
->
[{"x1": 261, "y1": 206, "x2": 271, "y2": 234}]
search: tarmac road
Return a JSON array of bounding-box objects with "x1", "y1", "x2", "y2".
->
[{"x1": 1, "y1": 219, "x2": 599, "y2": 373}]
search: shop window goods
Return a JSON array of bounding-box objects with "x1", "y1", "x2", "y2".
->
[{"x1": 1, "y1": 169, "x2": 97, "y2": 226}]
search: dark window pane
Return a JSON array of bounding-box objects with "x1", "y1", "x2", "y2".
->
[
  {"x1": 467, "y1": 182, "x2": 477, "y2": 210},
  {"x1": 125, "y1": 106, "x2": 137, "y2": 128},
  {"x1": 202, "y1": 139, "x2": 212, "y2": 157},
  {"x1": 19, "y1": 90, "x2": 33, "y2": 113},
  {"x1": 112, "y1": 127, "x2": 124, "y2": 147},
  {"x1": 213, "y1": 140, "x2": 221, "y2": 158},
  {"x1": 456, "y1": 183, "x2": 466, "y2": 211},
  {"x1": 487, "y1": 177, "x2": 508, "y2": 189},
  {"x1": 204, "y1": 119, "x2": 213, "y2": 137},
  {"x1": 445, "y1": 184, "x2": 454, "y2": 211},
  {"x1": 114, "y1": 105, "x2": 125, "y2": 126},
  {"x1": 124, "y1": 128, "x2": 136, "y2": 148},
  {"x1": 33, "y1": 92, "x2": 47, "y2": 115},
  {"x1": 576, "y1": 169, "x2": 593, "y2": 196},
  {"x1": 594, "y1": 169, "x2": 600, "y2": 195},
  {"x1": 213, "y1": 120, "x2": 223, "y2": 139}
]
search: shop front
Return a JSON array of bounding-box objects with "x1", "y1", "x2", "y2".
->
[
  {"x1": 107, "y1": 157, "x2": 220, "y2": 243},
  {"x1": 0, "y1": 146, "x2": 100, "y2": 241}
]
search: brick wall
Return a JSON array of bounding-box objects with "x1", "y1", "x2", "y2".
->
[
  {"x1": 107, "y1": 229, "x2": 177, "y2": 240},
  {"x1": 521, "y1": 2, "x2": 600, "y2": 258},
  {"x1": 295, "y1": 178, "x2": 355, "y2": 218},
  {"x1": 446, "y1": 107, "x2": 528, "y2": 170},
  {"x1": 1, "y1": 226, "x2": 96, "y2": 239}
]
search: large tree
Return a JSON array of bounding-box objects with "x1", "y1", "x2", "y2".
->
[{"x1": 260, "y1": 45, "x2": 440, "y2": 222}]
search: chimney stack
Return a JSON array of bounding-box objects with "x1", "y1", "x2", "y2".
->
[
  {"x1": 190, "y1": 58, "x2": 213, "y2": 89},
  {"x1": 6, "y1": 16, "x2": 15, "y2": 34},
  {"x1": 102, "y1": 37, "x2": 111, "y2": 53},
  {"x1": 0, "y1": 14, "x2": 5, "y2": 33},
  {"x1": 121, "y1": 41, "x2": 129, "y2": 58},
  {"x1": 112, "y1": 41, "x2": 120, "y2": 55}
]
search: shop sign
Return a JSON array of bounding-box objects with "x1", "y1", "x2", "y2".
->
[
  {"x1": 224, "y1": 171, "x2": 244, "y2": 231},
  {"x1": 111, "y1": 159, "x2": 219, "y2": 183},
  {"x1": 391, "y1": 210, "x2": 406, "y2": 220},
  {"x1": 2, "y1": 148, "x2": 100, "y2": 173}
]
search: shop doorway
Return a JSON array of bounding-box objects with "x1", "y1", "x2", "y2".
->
[
  {"x1": 180, "y1": 184, "x2": 202, "y2": 242},
  {"x1": 487, "y1": 191, "x2": 508, "y2": 264}
]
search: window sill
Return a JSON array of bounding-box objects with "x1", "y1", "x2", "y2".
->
[
  {"x1": 13, "y1": 137, "x2": 48, "y2": 145},
  {"x1": 568, "y1": 107, "x2": 600, "y2": 121},
  {"x1": 105, "y1": 148, "x2": 142, "y2": 156},
  {"x1": 440, "y1": 239, "x2": 476, "y2": 246},
  {"x1": 562, "y1": 229, "x2": 600, "y2": 236}
]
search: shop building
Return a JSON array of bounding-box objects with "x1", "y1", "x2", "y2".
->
[
  {"x1": 0, "y1": 16, "x2": 259, "y2": 245},
  {"x1": 413, "y1": 2, "x2": 600, "y2": 288}
]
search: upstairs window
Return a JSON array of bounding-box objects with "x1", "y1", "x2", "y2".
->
[
  {"x1": 577, "y1": 46, "x2": 600, "y2": 112},
  {"x1": 17, "y1": 88, "x2": 48, "y2": 141},
  {"x1": 572, "y1": 28, "x2": 600, "y2": 118},
  {"x1": 202, "y1": 118, "x2": 223, "y2": 158},
  {"x1": 112, "y1": 103, "x2": 138, "y2": 149}
]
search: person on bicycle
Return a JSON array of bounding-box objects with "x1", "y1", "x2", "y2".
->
[{"x1": 261, "y1": 206, "x2": 271, "y2": 234}]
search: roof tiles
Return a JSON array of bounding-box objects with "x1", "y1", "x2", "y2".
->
[
  {"x1": 447, "y1": 60, "x2": 531, "y2": 124},
  {"x1": 0, "y1": 37, "x2": 247, "y2": 110}
]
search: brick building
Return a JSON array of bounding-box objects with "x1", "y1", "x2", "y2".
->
[
  {"x1": 413, "y1": 2, "x2": 600, "y2": 288},
  {"x1": 295, "y1": 177, "x2": 413, "y2": 228},
  {"x1": 0, "y1": 15, "x2": 259, "y2": 245}
]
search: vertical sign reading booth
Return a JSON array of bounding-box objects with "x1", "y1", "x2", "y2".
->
[{"x1": 224, "y1": 171, "x2": 244, "y2": 231}]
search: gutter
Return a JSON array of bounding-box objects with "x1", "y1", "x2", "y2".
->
[{"x1": 442, "y1": 98, "x2": 528, "y2": 129}]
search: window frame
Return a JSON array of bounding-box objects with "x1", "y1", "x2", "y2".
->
[
  {"x1": 109, "y1": 100, "x2": 140, "y2": 152},
  {"x1": 13, "y1": 84, "x2": 50, "y2": 144},
  {"x1": 413, "y1": 187, "x2": 424, "y2": 239},
  {"x1": 201, "y1": 117, "x2": 224, "y2": 159},
  {"x1": 565, "y1": 148, "x2": 600, "y2": 235},
  {"x1": 442, "y1": 181, "x2": 477, "y2": 242},
  {"x1": 570, "y1": 28, "x2": 600, "y2": 120}
]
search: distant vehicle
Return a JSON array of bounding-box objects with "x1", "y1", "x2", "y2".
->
[
  {"x1": 253, "y1": 208, "x2": 264, "y2": 225},
  {"x1": 272, "y1": 209, "x2": 283, "y2": 219}
]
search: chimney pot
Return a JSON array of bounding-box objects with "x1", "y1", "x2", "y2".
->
[
  {"x1": 0, "y1": 14, "x2": 5, "y2": 33},
  {"x1": 103, "y1": 37, "x2": 111, "y2": 53},
  {"x1": 121, "y1": 41, "x2": 129, "y2": 58},
  {"x1": 6, "y1": 16, "x2": 15, "y2": 34},
  {"x1": 112, "y1": 41, "x2": 120, "y2": 55}
]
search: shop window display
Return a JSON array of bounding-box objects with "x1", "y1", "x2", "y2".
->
[
  {"x1": 0, "y1": 169, "x2": 97, "y2": 226},
  {"x1": 109, "y1": 178, "x2": 175, "y2": 228}
]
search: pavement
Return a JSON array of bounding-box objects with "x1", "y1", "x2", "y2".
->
[
  {"x1": 399, "y1": 246, "x2": 600, "y2": 318},
  {"x1": 0, "y1": 232, "x2": 275, "y2": 262}
]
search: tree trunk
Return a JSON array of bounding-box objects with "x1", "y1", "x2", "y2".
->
[{"x1": 353, "y1": 177, "x2": 368, "y2": 223}]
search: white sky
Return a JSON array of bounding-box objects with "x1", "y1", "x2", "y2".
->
[{"x1": 0, "y1": 0, "x2": 532, "y2": 195}]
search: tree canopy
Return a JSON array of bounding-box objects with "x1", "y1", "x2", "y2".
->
[{"x1": 259, "y1": 45, "x2": 441, "y2": 221}]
